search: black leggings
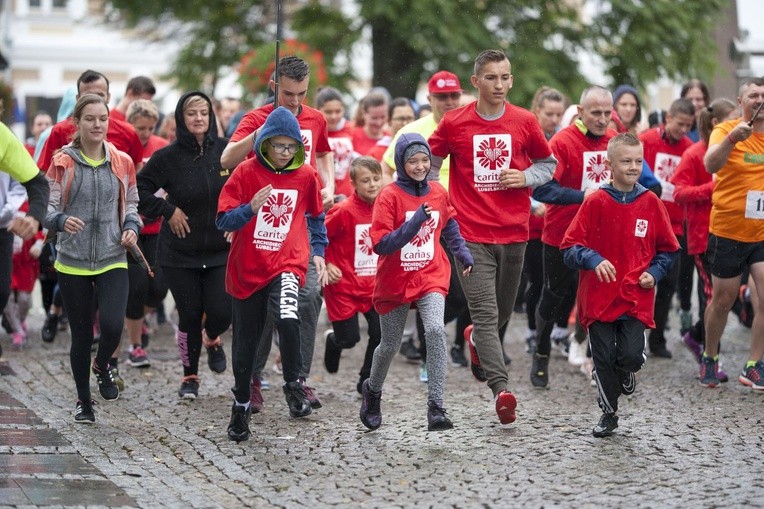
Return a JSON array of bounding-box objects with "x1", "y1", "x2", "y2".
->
[
  {"x1": 59, "y1": 269, "x2": 128, "y2": 402},
  {"x1": 126, "y1": 235, "x2": 168, "y2": 319},
  {"x1": 332, "y1": 309, "x2": 381, "y2": 382},
  {"x1": 0, "y1": 231, "x2": 12, "y2": 314},
  {"x1": 163, "y1": 265, "x2": 231, "y2": 376}
]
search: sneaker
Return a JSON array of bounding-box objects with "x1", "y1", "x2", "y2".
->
[
  {"x1": 399, "y1": 337, "x2": 422, "y2": 363},
  {"x1": 553, "y1": 334, "x2": 570, "y2": 357},
  {"x1": 110, "y1": 366, "x2": 125, "y2": 392},
  {"x1": 568, "y1": 336, "x2": 588, "y2": 366},
  {"x1": 738, "y1": 361, "x2": 764, "y2": 391},
  {"x1": 92, "y1": 365, "x2": 119, "y2": 401},
  {"x1": 360, "y1": 379, "x2": 382, "y2": 430},
  {"x1": 323, "y1": 329, "x2": 342, "y2": 373},
  {"x1": 178, "y1": 375, "x2": 200, "y2": 399},
  {"x1": 530, "y1": 353, "x2": 549, "y2": 389},
  {"x1": 203, "y1": 331, "x2": 227, "y2": 373},
  {"x1": 227, "y1": 403, "x2": 251, "y2": 442},
  {"x1": 74, "y1": 400, "x2": 95, "y2": 424},
  {"x1": 282, "y1": 381, "x2": 312, "y2": 418},
  {"x1": 419, "y1": 362, "x2": 428, "y2": 383},
  {"x1": 620, "y1": 370, "x2": 636, "y2": 395},
  {"x1": 717, "y1": 365, "x2": 729, "y2": 384},
  {"x1": 699, "y1": 355, "x2": 720, "y2": 388},
  {"x1": 11, "y1": 332, "x2": 26, "y2": 350},
  {"x1": 299, "y1": 378, "x2": 322, "y2": 409},
  {"x1": 592, "y1": 413, "x2": 618, "y2": 437},
  {"x1": 450, "y1": 345, "x2": 468, "y2": 367},
  {"x1": 682, "y1": 331, "x2": 703, "y2": 364},
  {"x1": 128, "y1": 346, "x2": 151, "y2": 368},
  {"x1": 464, "y1": 325, "x2": 487, "y2": 382},
  {"x1": 259, "y1": 375, "x2": 270, "y2": 390},
  {"x1": 525, "y1": 329, "x2": 537, "y2": 355},
  {"x1": 650, "y1": 343, "x2": 672, "y2": 359},
  {"x1": 1, "y1": 315, "x2": 11, "y2": 334},
  {"x1": 427, "y1": 400, "x2": 453, "y2": 431},
  {"x1": 41, "y1": 313, "x2": 59, "y2": 343},
  {"x1": 679, "y1": 310, "x2": 693, "y2": 335},
  {"x1": 356, "y1": 378, "x2": 364, "y2": 395},
  {"x1": 495, "y1": 391, "x2": 517, "y2": 424},
  {"x1": 250, "y1": 376, "x2": 264, "y2": 413}
]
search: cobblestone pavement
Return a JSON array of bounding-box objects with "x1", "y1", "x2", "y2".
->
[{"x1": 0, "y1": 299, "x2": 763, "y2": 508}]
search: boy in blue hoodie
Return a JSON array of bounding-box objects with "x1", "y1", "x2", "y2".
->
[{"x1": 217, "y1": 107, "x2": 327, "y2": 442}]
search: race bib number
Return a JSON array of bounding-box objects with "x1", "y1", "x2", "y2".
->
[{"x1": 744, "y1": 190, "x2": 764, "y2": 219}]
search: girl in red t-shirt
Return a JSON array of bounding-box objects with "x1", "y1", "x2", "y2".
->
[
  {"x1": 359, "y1": 134, "x2": 473, "y2": 432},
  {"x1": 323, "y1": 157, "x2": 383, "y2": 393}
]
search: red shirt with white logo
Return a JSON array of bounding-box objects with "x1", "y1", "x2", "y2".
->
[
  {"x1": 217, "y1": 159, "x2": 324, "y2": 299},
  {"x1": 324, "y1": 192, "x2": 377, "y2": 321},
  {"x1": 428, "y1": 102, "x2": 552, "y2": 244},
  {"x1": 639, "y1": 128, "x2": 693, "y2": 235},
  {"x1": 328, "y1": 123, "x2": 356, "y2": 198},
  {"x1": 371, "y1": 182, "x2": 454, "y2": 315},
  {"x1": 230, "y1": 104, "x2": 331, "y2": 167},
  {"x1": 542, "y1": 125, "x2": 616, "y2": 247},
  {"x1": 560, "y1": 189, "x2": 678, "y2": 329},
  {"x1": 139, "y1": 135, "x2": 170, "y2": 235},
  {"x1": 351, "y1": 126, "x2": 390, "y2": 158},
  {"x1": 669, "y1": 140, "x2": 714, "y2": 255}
]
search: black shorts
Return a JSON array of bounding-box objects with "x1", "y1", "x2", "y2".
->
[{"x1": 706, "y1": 233, "x2": 764, "y2": 278}]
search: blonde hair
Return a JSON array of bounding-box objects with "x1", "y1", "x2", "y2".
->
[
  {"x1": 607, "y1": 132, "x2": 641, "y2": 160},
  {"x1": 71, "y1": 94, "x2": 109, "y2": 149},
  {"x1": 126, "y1": 99, "x2": 159, "y2": 124},
  {"x1": 182, "y1": 95, "x2": 208, "y2": 112}
]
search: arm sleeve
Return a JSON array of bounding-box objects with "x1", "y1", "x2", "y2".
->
[
  {"x1": 532, "y1": 178, "x2": 585, "y2": 204},
  {"x1": 216, "y1": 204, "x2": 255, "y2": 232},
  {"x1": 374, "y1": 204, "x2": 429, "y2": 255},
  {"x1": 0, "y1": 123, "x2": 44, "y2": 183},
  {"x1": 20, "y1": 172, "x2": 49, "y2": 225},
  {"x1": 563, "y1": 245, "x2": 605, "y2": 271},
  {"x1": 442, "y1": 217, "x2": 473, "y2": 268},
  {"x1": 523, "y1": 154, "x2": 558, "y2": 189},
  {"x1": 307, "y1": 212, "x2": 328, "y2": 258},
  {"x1": 137, "y1": 155, "x2": 176, "y2": 220},
  {"x1": 646, "y1": 251, "x2": 678, "y2": 284}
]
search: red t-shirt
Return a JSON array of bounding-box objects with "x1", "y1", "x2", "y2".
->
[
  {"x1": 37, "y1": 117, "x2": 143, "y2": 171},
  {"x1": 639, "y1": 127, "x2": 693, "y2": 235},
  {"x1": 324, "y1": 192, "x2": 377, "y2": 321},
  {"x1": 670, "y1": 140, "x2": 714, "y2": 255},
  {"x1": 371, "y1": 182, "x2": 454, "y2": 315},
  {"x1": 217, "y1": 159, "x2": 324, "y2": 299},
  {"x1": 428, "y1": 102, "x2": 552, "y2": 244},
  {"x1": 110, "y1": 109, "x2": 127, "y2": 122},
  {"x1": 351, "y1": 126, "x2": 390, "y2": 158},
  {"x1": 542, "y1": 125, "x2": 616, "y2": 247},
  {"x1": 529, "y1": 213, "x2": 544, "y2": 240},
  {"x1": 139, "y1": 135, "x2": 170, "y2": 235},
  {"x1": 229, "y1": 104, "x2": 331, "y2": 167},
  {"x1": 328, "y1": 124, "x2": 356, "y2": 198},
  {"x1": 560, "y1": 190, "x2": 679, "y2": 329}
]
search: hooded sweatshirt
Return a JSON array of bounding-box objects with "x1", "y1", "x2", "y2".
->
[
  {"x1": 370, "y1": 133, "x2": 473, "y2": 314},
  {"x1": 217, "y1": 106, "x2": 324, "y2": 299},
  {"x1": 560, "y1": 183, "x2": 678, "y2": 329},
  {"x1": 137, "y1": 91, "x2": 231, "y2": 268}
]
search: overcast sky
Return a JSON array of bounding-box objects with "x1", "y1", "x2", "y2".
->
[{"x1": 739, "y1": 0, "x2": 764, "y2": 76}]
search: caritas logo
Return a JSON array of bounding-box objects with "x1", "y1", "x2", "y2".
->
[
  {"x1": 585, "y1": 153, "x2": 609, "y2": 184},
  {"x1": 262, "y1": 192, "x2": 295, "y2": 228},
  {"x1": 476, "y1": 137, "x2": 510, "y2": 170},
  {"x1": 358, "y1": 228, "x2": 374, "y2": 256},
  {"x1": 411, "y1": 217, "x2": 436, "y2": 247}
]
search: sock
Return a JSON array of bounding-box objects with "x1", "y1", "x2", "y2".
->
[{"x1": 235, "y1": 401, "x2": 250, "y2": 411}]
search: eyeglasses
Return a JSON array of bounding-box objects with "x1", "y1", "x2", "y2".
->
[
  {"x1": 268, "y1": 140, "x2": 300, "y2": 154},
  {"x1": 431, "y1": 92, "x2": 461, "y2": 101},
  {"x1": 391, "y1": 116, "x2": 416, "y2": 123}
]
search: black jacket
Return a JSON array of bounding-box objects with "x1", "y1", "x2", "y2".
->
[{"x1": 137, "y1": 91, "x2": 232, "y2": 268}]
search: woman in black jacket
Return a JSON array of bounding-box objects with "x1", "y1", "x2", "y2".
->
[{"x1": 138, "y1": 91, "x2": 232, "y2": 399}]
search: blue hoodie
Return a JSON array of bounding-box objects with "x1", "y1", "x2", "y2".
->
[
  {"x1": 375, "y1": 133, "x2": 473, "y2": 270},
  {"x1": 215, "y1": 107, "x2": 327, "y2": 256}
]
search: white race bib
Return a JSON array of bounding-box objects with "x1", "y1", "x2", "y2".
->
[{"x1": 744, "y1": 190, "x2": 764, "y2": 219}]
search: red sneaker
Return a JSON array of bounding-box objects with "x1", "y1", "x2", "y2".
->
[
  {"x1": 495, "y1": 391, "x2": 517, "y2": 424},
  {"x1": 464, "y1": 324, "x2": 487, "y2": 382},
  {"x1": 250, "y1": 376, "x2": 264, "y2": 414}
]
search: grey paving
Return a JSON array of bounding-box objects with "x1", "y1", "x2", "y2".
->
[{"x1": 0, "y1": 303, "x2": 762, "y2": 508}]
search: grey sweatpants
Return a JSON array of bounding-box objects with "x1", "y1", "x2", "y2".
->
[{"x1": 369, "y1": 293, "x2": 447, "y2": 404}]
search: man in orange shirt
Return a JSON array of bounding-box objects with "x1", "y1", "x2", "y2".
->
[{"x1": 701, "y1": 77, "x2": 764, "y2": 390}]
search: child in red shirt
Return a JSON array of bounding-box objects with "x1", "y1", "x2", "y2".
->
[
  {"x1": 561, "y1": 133, "x2": 678, "y2": 438},
  {"x1": 359, "y1": 133, "x2": 473, "y2": 432},
  {"x1": 216, "y1": 107, "x2": 327, "y2": 442},
  {"x1": 323, "y1": 157, "x2": 383, "y2": 393}
]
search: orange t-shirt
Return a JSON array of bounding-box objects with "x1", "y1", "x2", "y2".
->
[{"x1": 709, "y1": 119, "x2": 764, "y2": 242}]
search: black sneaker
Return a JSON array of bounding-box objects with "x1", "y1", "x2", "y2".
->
[
  {"x1": 399, "y1": 337, "x2": 422, "y2": 363},
  {"x1": 356, "y1": 378, "x2": 364, "y2": 395},
  {"x1": 227, "y1": 403, "x2": 251, "y2": 442},
  {"x1": 359, "y1": 379, "x2": 382, "y2": 430},
  {"x1": 1, "y1": 315, "x2": 12, "y2": 334},
  {"x1": 323, "y1": 330, "x2": 342, "y2": 373},
  {"x1": 41, "y1": 313, "x2": 59, "y2": 343},
  {"x1": 450, "y1": 345, "x2": 468, "y2": 367},
  {"x1": 178, "y1": 375, "x2": 200, "y2": 399},
  {"x1": 427, "y1": 400, "x2": 453, "y2": 431},
  {"x1": 92, "y1": 365, "x2": 119, "y2": 401},
  {"x1": 206, "y1": 342, "x2": 227, "y2": 373},
  {"x1": 74, "y1": 399, "x2": 95, "y2": 424},
  {"x1": 620, "y1": 370, "x2": 636, "y2": 395},
  {"x1": 530, "y1": 353, "x2": 549, "y2": 389},
  {"x1": 282, "y1": 381, "x2": 312, "y2": 418},
  {"x1": 650, "y1": 343, "x2": 672, "y2": 359},
  {"x1": 592, "y1": 413, "x2": 619, "y2": 437}
]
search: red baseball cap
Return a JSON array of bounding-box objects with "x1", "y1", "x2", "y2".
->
[{"x1": 428, "y1": 71, "x2": 463, "y2": 94}]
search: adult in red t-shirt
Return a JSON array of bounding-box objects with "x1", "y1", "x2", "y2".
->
[
  {"x1": 351, "y1": 91, "x2": 390, "y2": 159},
  {"x1": 639, "y1": 98, "x2": 695, "y2": 359},
  {"x1": 110, "y1": 76, "x2": 156, "y2": 123},
  {"x1": 428, "y1": 49, "x2": 556, "y2": 425},
  {"x1": 529, "y1": 85, "x2": 617, "y2": 388},
  {"x1": 315, "y1": 87, "x2": 357, "y2": 198}
]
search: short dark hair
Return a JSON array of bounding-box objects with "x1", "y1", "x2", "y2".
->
[
  {"x1": 681, "y1": 79, "x2": 710, "y2": 106},
  {"x1": 126, "y1": 76, "x2": 155, "y2": 96},
  {"x1": 389, "y1": 97, "x2": 413, "y2": 118},
  {"x1": 474, "y1": 49, "x2": 509, "y2": 76},
  {"x1": 607, "y1": 132, "x2": 641, "y2": 160},
  {"x1": 350, "y1": 156, "x2": 382, "y2": 180},
  {"x1": 668, "y1": 98, "x2": 695, "y2": 117},
  {"x1": 77, "y1": 70, "x2": 109, "y2": 94},
  {"x1": 279, "y1": 56, "x2": 310, "y2": 82},
  {"x1": 314, "y1": 87, "x2": 344, "y2": 109}
]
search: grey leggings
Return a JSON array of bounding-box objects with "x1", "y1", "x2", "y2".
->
[{"x1": 369, "y1": 293, "x2": 447, "y2": 404}]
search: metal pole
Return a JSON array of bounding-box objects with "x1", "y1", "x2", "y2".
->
[{"x1": 274, "y1": 0, "x2": 282, "y2": 107}]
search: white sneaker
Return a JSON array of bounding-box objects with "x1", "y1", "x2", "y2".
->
[
  {"x1": 568, "y1": 336, "x2": 588, "y2": 366},
  {"x1": 550, "y1": 324, "x2": 569, "y2": 342}
]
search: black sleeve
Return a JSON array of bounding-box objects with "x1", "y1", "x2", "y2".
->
[{"x1": 22, "y1": 171, "x2": 49, "y2": 226}]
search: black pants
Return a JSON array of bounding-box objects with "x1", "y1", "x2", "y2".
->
[
  {"x1": 649, "y1": 238, "x2": 681, "y2": 349},
  {"x1": 0, "y1": 230, "x2": 13, "y2": 314},
  {"x1": 589, "y1": 318, "x2": 646, "y2": 415},
  {"x1": 523, "y1": 238, "x2": 544, "y2": 330},
  {"x1": 677, "y1": 231, "x2": 694, "y2": 312},
  {"x1": 332, "y1": 309, "x2": 381, "y2": 382},
  {"x1": 535, "y1": 243, "x2": 578, "y2": 356},
  {"x1": 59, "y1": 269, "x2": 128, "y2": 402},
  {"x1": 231, "y1": 272, "x2": 302, "y2": 404},
  {"x1": 163, "y1": 265, "x2": 231, "y2": 377},
  {"x1": 126, "y1": 235, "x2": 168, "y2": 319}
]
